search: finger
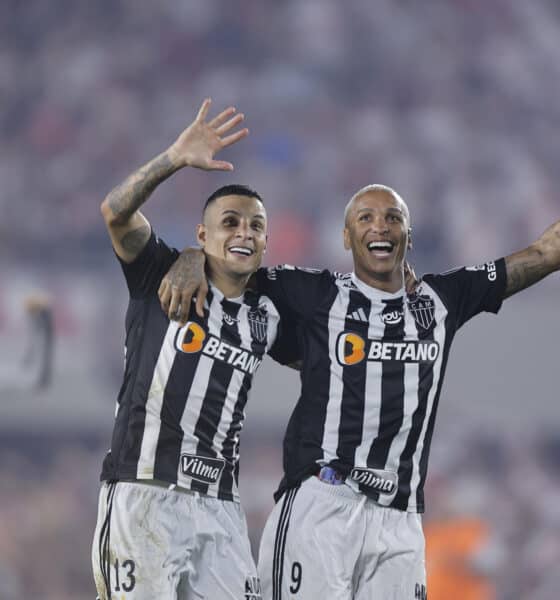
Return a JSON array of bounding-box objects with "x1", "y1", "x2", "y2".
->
[
  {"x1": 178, "y1": 293, "x2": 192, "y2": 326},
  {"x1": 195, "y1": 280, "x2": 209, "y2": 318},
  {"x1": 196, "y1": 98, "x2": 212, "y2": 122},
  {"x1": 168, "y1": 287, "x2": 181, "y2": 321},
  {"x1": 208, "y1": 106, "x2": 236, "y2": 128},
  {"x1": 208, "y1": 160, "x2": 234, "y2": 171},
  {"x1": 158, "y1": 280, "x2": 171, "y2": 312},
  {"x1": 215, "y1": 113, "x2": 244, "y2": 135},
  {"x1": 220, "y1": 128, "x2": 249, "y2": 148}
]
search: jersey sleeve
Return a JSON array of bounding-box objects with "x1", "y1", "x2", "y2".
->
[
  {"x1": 255, "y1": 265, "x2": 332, "y2": 321},
  {"x1": 117, "y1": 230, "x2": 179, "y2": 298},
  {"x1": 424, "y1": 258, "x2": 507, "y2": 329},
  {"x1": 267, "y1": 313, "x2": 302, "y2": 366}
]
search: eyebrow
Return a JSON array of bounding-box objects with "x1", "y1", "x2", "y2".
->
[{"x1": 221, "y1": 209, "x2": 265, "y2": 220}]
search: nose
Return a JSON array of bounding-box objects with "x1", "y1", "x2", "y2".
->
[
  {"x1": 235, "y1": 220, "x2": 253, "y2": 240},
  {"x1": 370, "y1": 213, "x2": 389, "y2": 233}
]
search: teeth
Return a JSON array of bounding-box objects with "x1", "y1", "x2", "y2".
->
[
  {"x1": 229, "y1": 246, "x2": 253, "y2": 256},
  {"x1": 367, "y1": 241, "x2": 393, "y2": 251}
]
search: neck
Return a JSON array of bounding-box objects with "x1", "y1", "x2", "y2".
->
[
  {"x1": 206, "y1": 264, "x2": 250, "y2": 299},
  {"x1": 353, "y1": 265, "x2": 404, "y2": 293}
]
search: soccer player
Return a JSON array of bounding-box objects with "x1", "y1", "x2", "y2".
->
[
  {"x1": 92, "y1": 98, "x2": 286, "y2": 600},
  {"x1": 161, "y1": 183, "x2": 560, "y2": 599}
]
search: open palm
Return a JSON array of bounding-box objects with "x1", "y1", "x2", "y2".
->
[{"x1": 170, "y1": 98, "x2": 248, "y2": 171}]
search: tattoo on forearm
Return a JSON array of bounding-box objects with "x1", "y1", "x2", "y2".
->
[
  {"x1": 504, "y1": 247, "x2": 550, "y2": 298},
  {"x1": 106, "y1": 152, "x2": 177, "y2": 221},
  {"x1": 121, "y1": 225, "x2": 151, "y2": 255}
]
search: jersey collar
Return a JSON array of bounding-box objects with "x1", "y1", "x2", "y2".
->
[{"x1": 351, "y1": 272, "x2": 405, "y2": 301}]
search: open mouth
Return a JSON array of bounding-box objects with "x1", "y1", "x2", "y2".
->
[
  {"x1": 228, "y1": 246, "x2": 254, "y2": 257},
  {"x1": 367, "y1": 241, "x2": 394, "y2": 255}
]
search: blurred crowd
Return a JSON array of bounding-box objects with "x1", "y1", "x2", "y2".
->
[
  {"x1": 2, "y1": 0, "x2": 560, "y2": 275},
  {"x1": 2, "y1": 1, "x2": 560, "y2": 598}
]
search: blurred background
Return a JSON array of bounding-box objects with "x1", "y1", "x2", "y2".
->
[{"x1": 1, "y1": 1, "x2": 560, "y2": 598}]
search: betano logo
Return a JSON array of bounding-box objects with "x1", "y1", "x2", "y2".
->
[
  {"x1": 336, "y1": 332, "x2": 440, "y2": 366},
  {"x1": 174, "y1": 322, "x2": 262, "y2": 375}
]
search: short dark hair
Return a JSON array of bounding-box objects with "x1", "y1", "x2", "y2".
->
[{"x1": 203, "y1": 184, "x2": 263, "y2": 216}]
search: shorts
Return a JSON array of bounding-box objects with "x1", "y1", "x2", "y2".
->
[
  {"x1": 257, "y1": 476, "x2": 426, "y2": 600},
  {"x1": 92, "y1": 480, "x2": 261, "y2": 600}
]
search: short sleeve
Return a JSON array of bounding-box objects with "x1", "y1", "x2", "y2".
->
[
  {"x1": 255, "y1": 265, "x2": 332, "y2": 321},
  {"x1": 117, "y1": 230, "x2": 179, "y2": 298},
  {"x1": 424, "y1": 258, "x2": 507, "y2": 329}
]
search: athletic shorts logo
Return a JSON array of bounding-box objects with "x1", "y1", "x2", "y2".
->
[
  {"x1": 180, "y1": 454, "x2": 225, "y2": 484},
  {"x1": 336, "y1": 332, "x2": 440, "y2": 366},
  {"x1": 245, "y1": 575, "x2": 262, "y2": 600},
  {"x1": 407, "y1": 294, "x2": 436, "y2": 329},
  {"x1": 248, "y1": 305, "x2": 268, "y2": 343},
  {"x1": 350, "y1": 467, "x2": 398, "y2": 495}
]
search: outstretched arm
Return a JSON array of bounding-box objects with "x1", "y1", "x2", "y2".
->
[
  {"x1": 504, "y1": 219, "x2": 560, "y2": 298},
  {"x1": 100, "y1": 98, "x2": 248, "y2": 263}
]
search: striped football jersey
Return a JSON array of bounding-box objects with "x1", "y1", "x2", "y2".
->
[
  {"x1": 101, "y1": 232, "x2": 284, "y2": 502},
  {"x1": 256, "y1": 260, "x2": 506, "y2": 512}
]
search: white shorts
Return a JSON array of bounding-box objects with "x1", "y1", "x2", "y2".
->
[
  {"x1": 92, "y1": 480, "x2": 261, "y2": 600},
  {"x1": 258, "y1": 476, "x2": 426, "y2": 600}
]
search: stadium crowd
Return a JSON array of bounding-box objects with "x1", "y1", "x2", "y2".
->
[{"x1": 2, "y1": 0, "x2": 560, "y2": 598}]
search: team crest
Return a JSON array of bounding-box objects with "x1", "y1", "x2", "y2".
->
[
  {"x1": 248, "y1": 305, "x2": 268, "y2": 343},
  {"x1": 407, "y1": 294, "x2": 435, "y2": 330}
]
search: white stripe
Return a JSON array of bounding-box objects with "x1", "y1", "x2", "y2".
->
[
  {"x1": 376, "y1": 304, "x2": 420, "y2": 507},
  {"x1": 406, "y1": 282, "x2": 448, "y2": 510},
  {"x1": 136, "y1": 322, "x2": 179, "y2": 478},
  {"x1": 321, "y1": 286, "x2": 351, "y2": 462},
  {"x1": 353, "y1": 299, "x2": 384, "y2": 467},
  {"x1": 358, "y1": 307, "x2": 368, "y2": 321},
  {"x1": 177, "y1": 294, "x2": 223, "y2": 481}
]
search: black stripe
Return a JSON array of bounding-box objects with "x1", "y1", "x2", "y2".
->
[
  {"x1": 365, "y1": 298, "x2": 406, "y2": 499},
  {"x1": 153, "y1": 291, "x2": 214, "y2": 483},
  {"x1": 335, "y1": 290, "x2": 371, "y2": 467},
  {"x1": 272, "y1": 487, "x2": 299, "y2": 600}
]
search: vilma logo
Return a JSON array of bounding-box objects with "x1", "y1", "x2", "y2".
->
[
  {"x1": 180, "y1": 454, "x2": 225, "y2": 484},
  {"x1": 174, "y1": 322, "x2": 206, "y2": 353}
]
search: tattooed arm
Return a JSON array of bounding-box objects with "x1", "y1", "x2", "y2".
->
[
  {"x1": 100, "y1": 98, "x2": 249, "y2": 263},
  {"x1": 504, "y1": 219, "x2": 560, "y2": 298}
]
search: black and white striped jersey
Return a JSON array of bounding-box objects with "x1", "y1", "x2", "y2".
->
[
  {"x1": 256, "y1": 259, "x2": 507, "y2": 512},
  {"x1": 101, "y1": 231, "x2": 284, "y2": 502}
]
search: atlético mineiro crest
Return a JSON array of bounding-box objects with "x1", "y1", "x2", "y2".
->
[
  {"x1": 407, "y1": 294, "x2": 435, "y2": 330},
  {"x1": 248, "y1": 305, "x2": 268, "y2": 343}
]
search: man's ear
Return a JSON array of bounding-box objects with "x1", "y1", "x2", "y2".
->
[
  {"x1": 407, "y1": 227, "x2": 413, "y2": 250},
  {"x1": 343, "y1": 227, "x2": 351, "y2": 250},
  {"x1": 196, "y1": 223, "x2": 206, "y2": 247},
  {"x1": 263, "y1": 234, "x2": 268, "y2": 254}
]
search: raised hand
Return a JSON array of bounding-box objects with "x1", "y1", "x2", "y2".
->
[{"x1": 168, "y1": 98, "x2": 249, "y2": 171}]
